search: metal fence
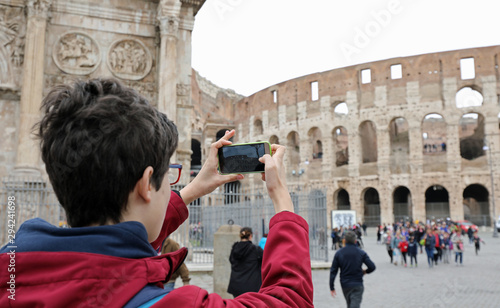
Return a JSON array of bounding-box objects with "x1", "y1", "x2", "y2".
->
[
  {"x1": 425, "y1": 202, "x2": 450, "y2": 221},
  {"x1": 466, "y1": 215, "x2": 491, "y2": 227},
  {"x1": 0, "y1": 179, "x2": 329, "y2": 263},
  {"x1": 0, "y1": 176, "x2": 64, "y2": 245},
  {"x1": 171, "y1": 183, "x2": 329, "y2": 263}
]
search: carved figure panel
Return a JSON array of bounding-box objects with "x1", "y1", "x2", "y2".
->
[
  {"x1": 107, "y1": 39, "x2": 152, "y2": 81},
  {"x1": 0, "y1": 5, "x2": 26, "y2": 87},
  {"x1": 53, "y1": 32, "x2": 101, "y2": 75}
]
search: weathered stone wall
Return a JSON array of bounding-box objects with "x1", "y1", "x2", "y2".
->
[
  {"x1": 0, "y1": 0, "x2": 205, "y2": 186},
  {"x1": 232, "y1": 46, "x2": 500, "y2": 226},
  {"x1": 191, "y1": 69, "x2": 243, "y2": 166}
]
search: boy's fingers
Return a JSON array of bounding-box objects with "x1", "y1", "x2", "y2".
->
[{"x1": 210, "y1": 130, "x2": 235, "y2": 156}]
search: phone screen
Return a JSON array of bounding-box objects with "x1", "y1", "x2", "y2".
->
[{"x1": 218, "y1": 142, "x2": 269, "y2": 174}]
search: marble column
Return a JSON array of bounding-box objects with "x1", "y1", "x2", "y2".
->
[
  {"x1": 157, "y1": 10, "x2": 179, "y2": 161},
  {"x1": 13, "y1": 0, "x2": 52, "y2": 176}
]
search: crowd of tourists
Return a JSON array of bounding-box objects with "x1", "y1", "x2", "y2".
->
[
  {"x1": 376, "y1": 220, "x2": 485, "y2": 268},
  {"x1": 330, "y1": 223, "x2": 366, "y2": 250}
]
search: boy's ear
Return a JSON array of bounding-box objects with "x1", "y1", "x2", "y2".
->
[{"x1": 137, "y1": 166, "x2": 154, "y2": 203}]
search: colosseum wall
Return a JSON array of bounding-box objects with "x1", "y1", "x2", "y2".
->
[{"x1": 228, "y1": 45, "x2": 500, "y2": 227}]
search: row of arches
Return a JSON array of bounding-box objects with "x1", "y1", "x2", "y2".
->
[
  {"x1": 334, "y1": 184, "x2": 491, "y2": 226},
  {"x1": 263, "y1": 111, "x2": 489, "y2": 169}
]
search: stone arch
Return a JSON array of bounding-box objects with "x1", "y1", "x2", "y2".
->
[
  {"x1": 191, "y1": 138, "x2": 202, "y2": 169},
  {"x1": 359, "y1": 121, "x2": 377, "y2": 163},
  {"x1": 456, "y1": 86, "x2": 483, "y2": 108},
  {"x1": 286, "y1": 131, "x2": 300, "y2": 168},
  {"x1": 269, "y1": 135, "x2": 279, "y2": 145},
  {"x1": 254, "y1": 118, "x2": 263, "y2": 135},
  {"x1": 389, "y1": 117, "x2": 409, "y2": 173},
  {"x1": 459, "y1": 112, "x2": 485, "y2": 161},
  {"x1": 425, "y1": 185, "x2": 450, "y2": 220},
  {"x1": 332, "y1": 126, "x2": 348, "y2": 167},
  {"x1": 335, "y1": 188, "x2": 351, "y2": 210},
  {"x1": 216, "y1": 128, "x2": 233, "y2": 141},
  {"x1": 393, "y1": 186, "x2": 412, "y2": 222},
  {"x1": 422, "y1": 113, "x2": 447, "y2": 154},
  {"x1": 308, "y1": 127, "x2": 323, "y2": 159},
  {"x1": 463, "y1": 184, "x2": 490, "y2": 226},
  {"x1": 422, "y1": 113, "x2": 447, "y2": 172},
  {"x1": 333, "y1": 101, "x2": 348, "y2": 116},
  {"x1": 363, "y1": 187, "x2": 380, "y2": 227}
]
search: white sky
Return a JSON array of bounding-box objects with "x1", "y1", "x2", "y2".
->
[{"x1": 192, "y1": 0, "x2": 500, "y2": 96}]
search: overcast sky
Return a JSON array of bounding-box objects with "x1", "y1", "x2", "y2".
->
[{"x1": 191, "y1": 0, "x2": 500, "y2": 96}]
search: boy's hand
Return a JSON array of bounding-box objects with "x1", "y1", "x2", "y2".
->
[
  {"x1": 259, "y1": 144, "x2": 293, "y2": 213},
  {"x1": 180, "y1": 130, "x2": 243, "y2": 205}
]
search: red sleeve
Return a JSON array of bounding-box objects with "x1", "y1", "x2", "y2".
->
[
  {"x1": 152, "y1": 211, "x2": 314, "y2": 308},
  {"x1": 150, "y1": 191, "x2": 189, "y2": 250}
]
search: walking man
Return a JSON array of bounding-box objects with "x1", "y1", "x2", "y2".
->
[{"x1": 330, "y1": 231, "x2": 376, "y2": 308}]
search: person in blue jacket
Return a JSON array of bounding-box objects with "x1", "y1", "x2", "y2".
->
[{"x1": 330, "y1": 231, "x2": 376, "y2": 308}]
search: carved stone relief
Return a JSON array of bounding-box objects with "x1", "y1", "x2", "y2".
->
[
  {"x1": 107, "y1": 39, "x2": 152, "y2": 81},
  {"x1": 0, "y1": 5, "x2": 26, "y2": 87},
  {"x1": 53, "y1": 32, "x2": 100, "y2": 75}
]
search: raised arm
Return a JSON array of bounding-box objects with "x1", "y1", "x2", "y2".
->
[
  {"x1": 179, "y1": 130, "x2": 242, "y2": 205},
  {"x1": 153, "y1": 144, "x2": 313, "y2": 307}
]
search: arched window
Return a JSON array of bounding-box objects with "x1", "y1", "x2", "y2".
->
[
  {"x1": 456, "y1": 87, "x2": 483, "y2": 108},
  {"x1": 254, "y1": 119, "x2": 263, "y2": 135},
  {"x1": 359, "y1": 121, "x2": 377, "y2": 163},
  {"x1": 334, "y1": 102, "x2": 348, "y2": 115},
  {"x1": 459, "y1": 113, "x2": 485, "y2": 161},
  {"x1": 389, "y1": 117, "x2": 409, "y2": 173},
  {"x1": 333, "y1": 127, "x2": 348, "y2": 167}
]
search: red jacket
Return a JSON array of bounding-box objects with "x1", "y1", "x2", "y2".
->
[
  {"x1": 398, "y1": 240, "x2": 408, "y2": 253},
  {"x1": 0, "y1": 192, "x2": 313, "y2": 307}
]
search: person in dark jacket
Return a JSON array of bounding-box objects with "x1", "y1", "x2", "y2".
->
[
  {"x1": 330, "y1": 231, "x2": 376, "y2": 308},
  {"x1": 227, "y1": 227, "x2": 264, "y2": 297},
  {"x1": 424, "y1": 228, "x2": 436, "y2": 268},
  {"x1": 408, "y1": 236, "x2": 418, "y2": 267}
]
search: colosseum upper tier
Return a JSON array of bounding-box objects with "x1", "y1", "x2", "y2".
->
[{"x1": 229, "y1": 45, "x2": 500, "y2": 226}]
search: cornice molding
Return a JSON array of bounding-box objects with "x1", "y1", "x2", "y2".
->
[
  {"x1": 51, "y1": 0, "x2": 157, "y2": 25},
  {"x1": 180, "y1": 0, "x2": 205, "y2": 16}
]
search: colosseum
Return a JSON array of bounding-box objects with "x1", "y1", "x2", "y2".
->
[
  {"x1": 220, "y1": 45, "x2": 500, "y2": 228},
  {"x1": 0, "y1": 0, "x2": 498, "y2": 232}
]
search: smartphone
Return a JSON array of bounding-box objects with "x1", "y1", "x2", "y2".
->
[{"x1": 218, "y1": 141, "x2": 272, "y2": 174}]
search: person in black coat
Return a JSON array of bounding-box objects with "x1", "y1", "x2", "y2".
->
[{"x1": 227, "y1": 227, "x2": 264, "y2": 297}]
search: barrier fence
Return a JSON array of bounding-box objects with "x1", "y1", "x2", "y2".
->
[{"x1": 0, "y1": 178, "x2": 329, "y2": 263}]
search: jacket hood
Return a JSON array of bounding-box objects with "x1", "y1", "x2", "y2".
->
[
  {"x1": 231, "y1": 241, "x2": 254, "y2": 260},
  {"x1": 0, "y1": 218, "x2": 158, "y2": 258}
]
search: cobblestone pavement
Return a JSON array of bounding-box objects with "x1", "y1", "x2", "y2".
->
[{"x1": 188, "y1": 229, "x2": 500, "y2": 307}]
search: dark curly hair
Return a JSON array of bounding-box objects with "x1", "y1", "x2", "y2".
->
[{"x1": 34, "y1": 78, "x2": 178, "y2": 227}]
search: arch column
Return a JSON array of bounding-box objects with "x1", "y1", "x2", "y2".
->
[
  {"x1": 446, "y1": 122, "x2": 461, "y2": 173},
  {"x1": 175, "y1": 10, "x2": 196, "y2": 184},
  {"x1": 13, "y1": 0, "x2": 52, "y2": 176},
  {"x1": 484, "y1": 116, "x2": 500, "y2": 226},
  {"x1": 348, "y1": 129, "x2": 360, "y2": 177},
  {"x1": 377, "y1": 127, "x2": 390, "y2": 176},
  {"x1": 408, "y1": 121, "x2": 423, "y2": 174},
  {"x1": 379, "y1": 185, "x2": 392, "y2": 224},
  {"x1": 321, "y1": 137, "x2": 333, "y2": 180},
  {"x1": 412, "y1": 182, "x2": 426, "y2": 222},
  {"x1": 448, "y1": 176, "x2": 463, "y2": 220}
]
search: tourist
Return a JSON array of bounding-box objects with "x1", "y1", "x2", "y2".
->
[{"x1": 330, "y1": 231, "x2": 376, "y2": 308}]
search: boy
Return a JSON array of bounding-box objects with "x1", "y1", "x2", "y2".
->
[
  {"x1": 472, "y1": 231, "x2": 485, "y2": 255},
  {"x1": 0, "y1": 78, "x2": 313, "y2": 307},
  {"x1": 407, "y1": 236, "x2": 418, "y2": 267}
]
